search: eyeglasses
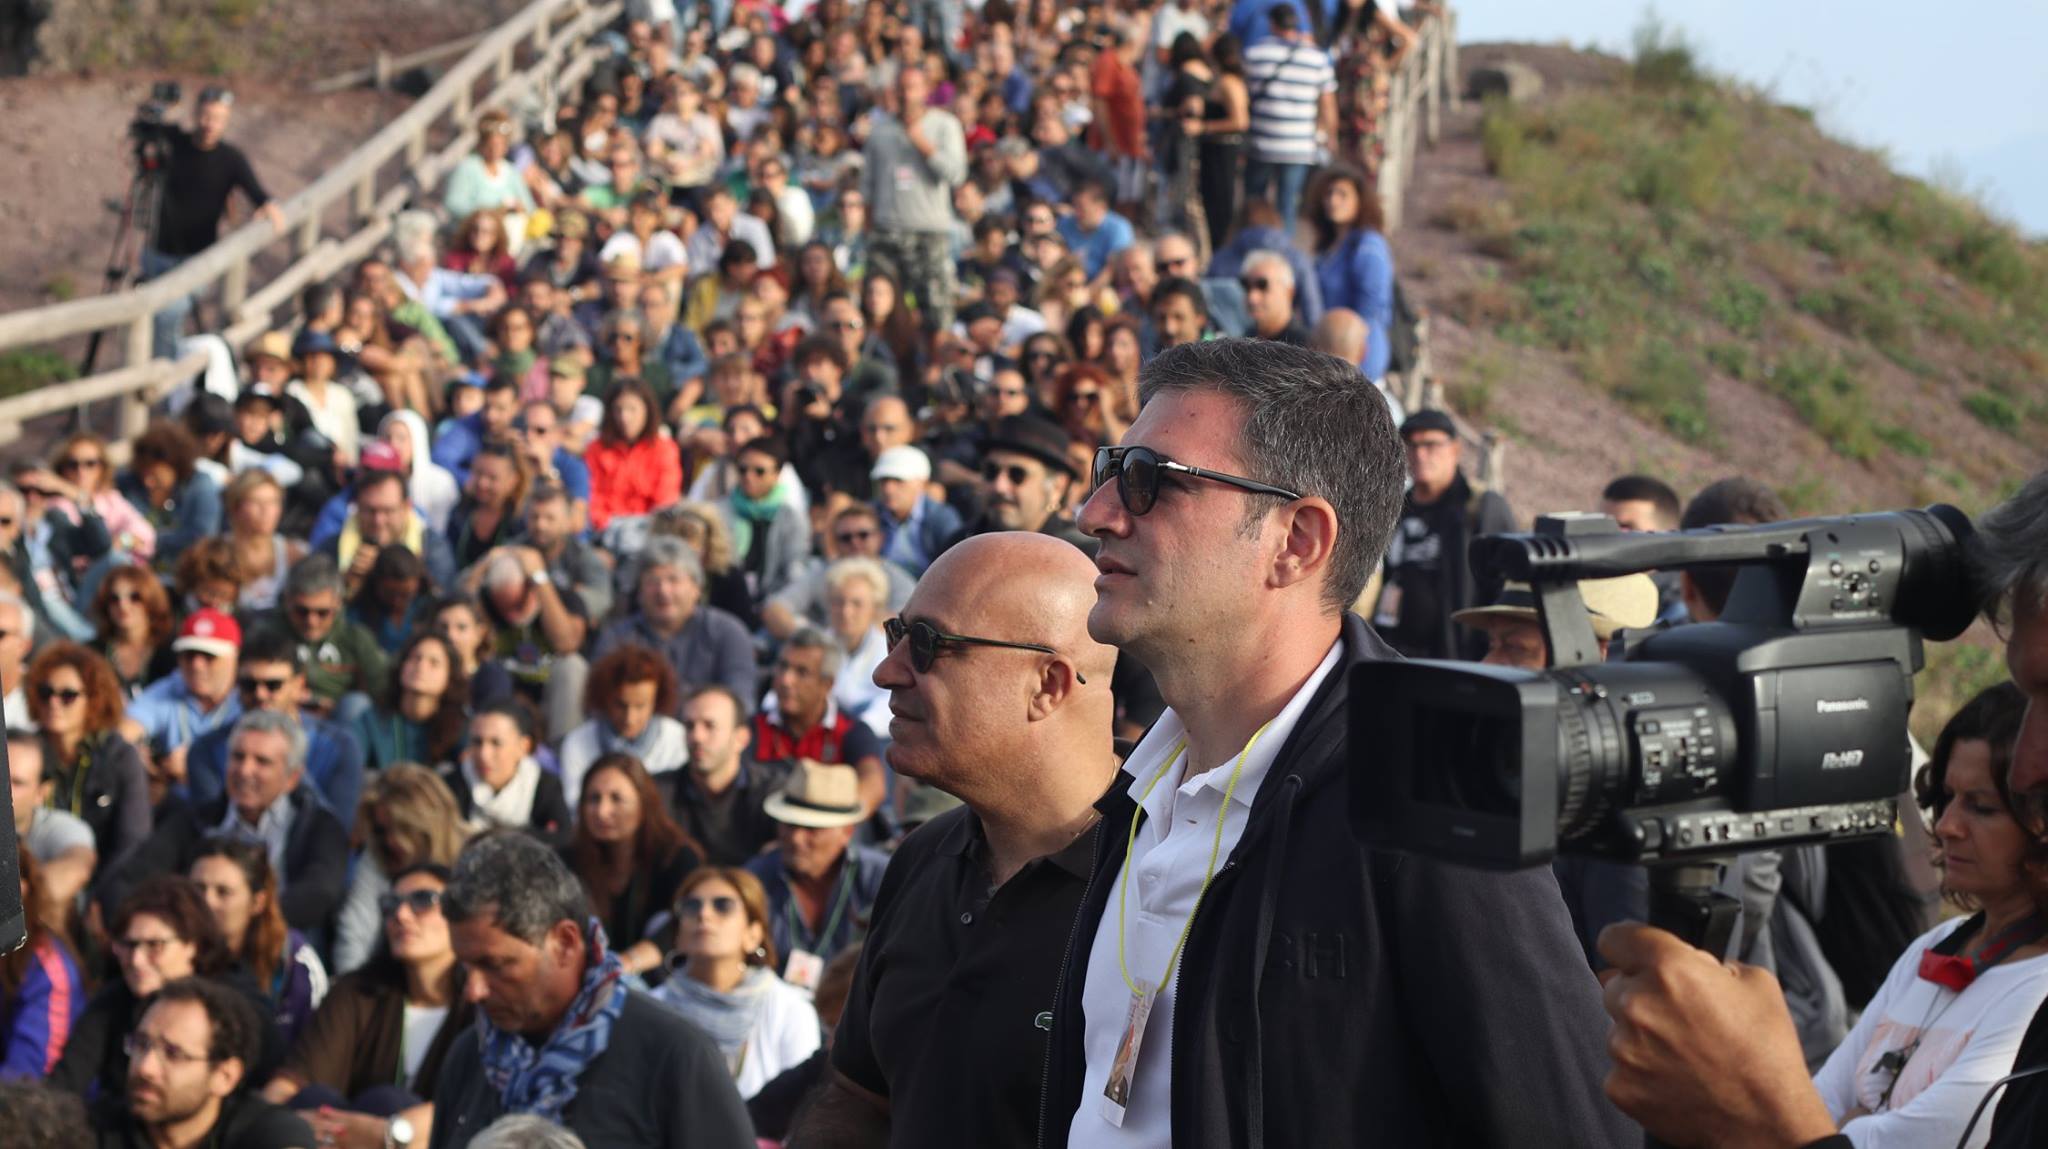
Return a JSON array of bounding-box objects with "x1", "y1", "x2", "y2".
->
[
  {"x1": 56, "y1": 456, "x2": 103, "y2": 474},
  {"x1": 834, "y1": 527, "x2": 877, "y2": 546},
  {"x1": 112, "y1": 934, "x2": 182, "y2": 959},
  {"x1": 238, "y1": 676, "x2": 290, "y2": 696},
  {"x1": 1090, "y1": 445, "x2": 1302, "y2": 517},
  {"x1": 35, "y1": 685, "x2": 84, "y2": 704},
  {"x1": 378, "y1": 888, "x2": 444, "y2": 919},
  {"x1": 124, "y1": 1033, "x2": 212, "y2": 1068},
  {"x1": 884, "y1": 616, "x2": 1083, "y2": 682},
  {"x1": 679, "y1": 894, "x2": 741, "y2": 917},
  {"x1": 1240, "y1": 276, "x2": 1272, "y2": 293},
  {"x1": 982, "y1": 461, "x2": 1033, "y2": 486}
]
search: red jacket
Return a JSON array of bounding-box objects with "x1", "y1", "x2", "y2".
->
[{"x1": 584, "y1": 434, "x2": 683, "y2": 530}]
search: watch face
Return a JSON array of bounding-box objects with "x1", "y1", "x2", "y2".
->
[{"x1": 389, "y1": 1116, "x2": 415, "y2": 1145}]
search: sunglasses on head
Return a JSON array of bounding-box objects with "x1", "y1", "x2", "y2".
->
[
  {"x1": 884, "y1": 616, "x2": 1083, "y2": 682},
  {"x1": 378, "y1": 889, "x2": 443, "y2": 918},
  {"x1": 1090, "y1": 445, "x2": 1302, "y2": 517}
]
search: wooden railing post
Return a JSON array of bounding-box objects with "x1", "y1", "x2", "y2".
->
[
  {"x1": 1446, "y1": 9, "x2": 1462, "y2": 112},
  {"x1": 121, "y1": 316, "x2": 153, "y2": 438},
  {"x1": 1425, "y1": 25, "x2": 1442, "y2": 145},
  {"x1": 407, "y1": 128, "x2": 428, "y2": 165},
  {"x1": 298, "y1": 212, "x2": 321, "y2": 259},
  {"x1": 454, "y1": 84, "x2": 473, "y2": 124},
  {"x1": 353, "y1": 171, "x2": 377, "y2": 228},
  {"x1": 222, "y1": 256, "x2": 250, "y2": 315},
  {"x1": 498, "y1": 42, "x2": 517, "y2": 83},
  {"x1": 372, "y1": 50, "x2": 392, "y2": 91}
]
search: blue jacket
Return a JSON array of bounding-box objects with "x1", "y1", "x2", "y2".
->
[
  {"x1": 1208, "y1": 226, "x2": 1325, "y2": 329},
  {"x1": 0, "y1": 936, "x2": 84, "y2": 1081},
  {"x1": 430, "y1": 412, "x2": 487, "y2": 486},
  {"x1": 656, "y1": 323, "x2": 709, "y2": 385},
  {"x1": 183, "y1": 709, "x2": 367, "y2": 833},
  {"x1": 1317, "y1": 229, "x2": 1396, "y2": 380}
]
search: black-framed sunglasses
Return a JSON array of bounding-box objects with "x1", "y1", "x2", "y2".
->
[
  {"x1": 680, "y1": 894, "x2": 741, "y2": 917},
  {"x1": 1090, "y1": 445, "x2": 1303, "y2": 517},
  {"x1": 884, "y1": 616, "x2": 1084, "y2": 683},
  {"x1": 982, "y1": 461, "x2": 1033, "y2": 486},
  {"x1": 378, "y1": 889, "x2": 443, "y2": 919},
  {"x1": 35, "y1": 685, "x2": 84, "y2": 704},
  {"x1": 239, "y1": 675, "x2": 290, "y2": 696}
]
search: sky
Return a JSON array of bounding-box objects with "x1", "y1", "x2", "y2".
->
[{"x1": 1457, "y1": 2, "x2": 2048, "y2": 237}]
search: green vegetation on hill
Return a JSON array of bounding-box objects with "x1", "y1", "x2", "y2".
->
[{"x1": 1445, "y1": 20, "x2": 2048, "y2": 502}]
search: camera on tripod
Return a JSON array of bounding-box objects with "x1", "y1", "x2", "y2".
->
[
  {"x1": 1349, "y1": 505, "x2": 1979, "y2": 870},
  {"x1": 130, "y1": 80, "x2": 184, "y2": 170}
]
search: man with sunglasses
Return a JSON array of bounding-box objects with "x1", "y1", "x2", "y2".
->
[
  {"x1": 271, "y1": 554, "x2": 389, "y2": 725},
  {"x1": 1043, "y1": 339, "x2": 1630, "y2": 1147},
  {"x1": 1239, "y1": 251, "x2": 1312, "y2": 347},
  {"x1": 95, "y1": 977, "x2": 314, "y2": 1147},
  {"x1": 965, "y1": 414, "x2": 1092, "y2": 553},
  {"x1": 796, "y1": 532, "x2": 1120, "y2": 1148},
  {"x1": 181, "y1": 627, "x2": 366, "y2": 834},
  {"x1": 1373, "y1": 409, "x2": 1517, "y2": 661},
  {"x1": 1601, "y1": 468, "x2": 2048, "y2": 1149}
]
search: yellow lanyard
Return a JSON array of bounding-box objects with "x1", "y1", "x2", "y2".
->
[{"x1": 1115, "y1": 720, "x2": 1275, "y2": 998}]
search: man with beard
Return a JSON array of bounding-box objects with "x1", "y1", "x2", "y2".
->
[
  {"x1": 966, "y1": 415, "x2": 1091, "y2": 553},
  {"x1": 95, "y1": 978, "x2": 312, "y2": 1147}
]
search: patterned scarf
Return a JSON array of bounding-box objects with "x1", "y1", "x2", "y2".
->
[{"x1": 476, "y1": 918, "x2": 627, "y2": 1122}]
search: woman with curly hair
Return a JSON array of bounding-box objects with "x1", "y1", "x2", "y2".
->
[
  {"x1": 116, "y1": 419, "x2": 222, "y2": 571},
  {"x1": 88, "y1": 567, "x2": 175, "y2": 699},
  {"x1": 353, "y1": 631, "x2": 470, "y2": 774},
  {"x1": 190, "y1": 837, "x2": 328, "y2": 1046},
  {"x1": 331, "y1": 765, "x2": 468, "y2": 975},
  {"x1": 27, "y1": 642, "x2": 150, "y2": 867},
  {"x1": 171, "y1": 537, "x2": 242, "y2": 618},
  {"x1": 441, "y1": 208, "x2": 519, "y2": 290},
  {"x1": 557, "y1": 644, "x2": 689, "y2": 805},
  {"x1": 563, "y1": 753, "x2": 702, "y2": 978},
  {"x1": 1307, "y1": 165, "x2": 1396, "y2": 382},
  {"x1": 1050, "y1": 362, "x2": 1128, "y2": 450}
]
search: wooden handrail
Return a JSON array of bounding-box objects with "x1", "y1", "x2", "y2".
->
[{"x1": 0, "y1": 0, "x2": 619, "y2": 354}]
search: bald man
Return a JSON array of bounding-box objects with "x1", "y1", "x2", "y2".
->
[
  {"x1": 792, "y1": 532, "x2": 1119, "y2": 1149},
  {"x1": 1310, "y1": 308, "x2": 1405, "y2": 424}
]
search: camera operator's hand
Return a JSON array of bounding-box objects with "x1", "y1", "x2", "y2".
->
[{"x1": 1598, "y1": 923, "x2": 1839, "y2": 1149}]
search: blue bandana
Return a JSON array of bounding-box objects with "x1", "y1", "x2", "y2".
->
[{"x1": 476, "y1": 918, "x2": 627, "y2": 1123}]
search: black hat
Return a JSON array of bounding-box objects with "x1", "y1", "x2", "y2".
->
[
  {"x1": 1399, "y1": 409, "x2": 1458, "y2": 440},
  {"x1": 982, "y1": 414, "x2": 1077, "y2": 477}
]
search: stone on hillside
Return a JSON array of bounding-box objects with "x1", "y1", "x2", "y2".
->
[{"x1": 1469, "y1": 60, "x2": 1544, "y2": 104}]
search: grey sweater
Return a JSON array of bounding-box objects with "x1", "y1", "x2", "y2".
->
[{"x1": 861, "y1": 107, "x2": 967, "y2": 235}]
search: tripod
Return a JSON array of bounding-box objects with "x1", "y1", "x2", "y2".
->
[{"x1": 74, "y1": 152, "x2": 168, "y2": 425}]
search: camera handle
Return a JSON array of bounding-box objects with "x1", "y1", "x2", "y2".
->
[{"x1": 1642, "y1": 859, "x2": 1743, "y2": 1149}]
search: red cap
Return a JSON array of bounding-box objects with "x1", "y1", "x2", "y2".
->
[
  {"x1": 173, "y1": 608, "x2": 242, "y2": 658},
  {"x1": 359, "y1": 441, "x2": 405, "y2": 473}
]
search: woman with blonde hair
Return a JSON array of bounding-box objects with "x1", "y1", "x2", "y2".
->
[
  {"x1": 224, "y1": 469, "x2": 306, "y2": 613},
  {"x1": 823, "y1": 557, "x2": 892, "y2": 738},
  {"x1": 650, "y1": 866, "x2": 820, "y2": 1099},
  {"x1": 48, "y1": 431, "x2": 156, "y2": 568},
  {"x1": 331, "y1": 764, "x2": 469, "y2": 975}
]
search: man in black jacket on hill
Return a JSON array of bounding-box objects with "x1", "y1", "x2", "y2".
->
[{"x1": 1042, "y1": 339, "x2": 1633, "y2": 1148}]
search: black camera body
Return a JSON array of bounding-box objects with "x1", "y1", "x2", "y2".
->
[
  {"x1": 130, "y1": 80, "x2": 184, "y2": 171},
  {"x1": 1350, "y1": 506, "x2": 1978, "y2": 870}
]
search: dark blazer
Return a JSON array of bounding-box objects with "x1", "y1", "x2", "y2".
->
[
  {"x1": 98, "y1": 785, "x2": 350, "y2": 931},
  {"x1": 280, "y1": 968, "x2": 476, "y2": 1100},
  {"x1": 1040, "y1": 612, "x2": 1637, "y2": 1149}
]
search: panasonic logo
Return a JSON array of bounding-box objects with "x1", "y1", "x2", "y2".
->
[{"x1": 1816, "y1": 698, "x2": 1871, "y2": 714}]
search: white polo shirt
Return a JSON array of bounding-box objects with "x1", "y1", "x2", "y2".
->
[{"x1": 1066, "y1": 637, "x2": 1343, "y2": 1148}]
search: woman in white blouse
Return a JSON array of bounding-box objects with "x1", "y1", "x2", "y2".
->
[
  {"x1": 824, "y1": 557, "x2": 892, "y2": 740},
  {"x1": 1811, "y1": 681, "x2": 2048, "y2": 1148}
]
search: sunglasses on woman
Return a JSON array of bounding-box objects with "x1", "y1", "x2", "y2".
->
[
  {"x1": 680, "y1": 894, "x2": 741, "y2": 917},
  {"x1": 35, "y1": 685, "x2": 84, "y2": 704},
  {"x1": 378, "y1": 889, "x2": 444, "y2": 918},
  {"x1": 884, "y1": 616, "x2": 1084, "y2": 683},
  {"x1": 1090, "y1": 445, "x2": 1302, "y2": 517}
]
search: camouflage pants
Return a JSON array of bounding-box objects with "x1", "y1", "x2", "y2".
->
[{"x1": 868, "y1": 229, "x2": 957, "y2": 335}]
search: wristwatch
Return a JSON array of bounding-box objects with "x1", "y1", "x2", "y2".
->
[
  {"x1": 528, "y1": 568, "x2": 553, "y2": 588},
  {"x1": 385, "y1": 1117, "x2": 415, "y2": 1149}
]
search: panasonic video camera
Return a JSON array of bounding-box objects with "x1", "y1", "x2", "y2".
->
[{"x1": 1350, "y1": 506, "x2": 1978, "y2": 869}]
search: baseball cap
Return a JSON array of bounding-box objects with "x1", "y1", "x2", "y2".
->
[
  {"x1": 359, "y1": 441, "x2": 406, "y2": 473},
  {"x1": 173, "y1": 608, "x2": 242, "y2": 659},
  {"x1": 548, "y1": 357, "x2": 587, "y2": 380},
  {"x1": 870, "y1": 445, "x2": 933, "y2": 484},
  {"x1": 982, "y1": 415, "x2": 1077, "y2": 477},
  {"x1": 1451, "y1": 575, "x2": 1661, "y2": 642},
  {"x1": 1399, "y1": 409, "x2": 1458, "y2": 440}
]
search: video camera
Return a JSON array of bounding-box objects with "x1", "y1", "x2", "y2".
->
[
  {"x1": 1350, "y1": 506, "x2": 1978, "y2": 870},
  {"x1": 129, "y1": 80, "x2": 183, "y2": 171}
]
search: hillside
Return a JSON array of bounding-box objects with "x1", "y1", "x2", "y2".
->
[{"x1": 1392, "y1": 32, "x2": 2047, "y2": 736}]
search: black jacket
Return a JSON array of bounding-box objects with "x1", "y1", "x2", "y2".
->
[
  {"x1": 1039, "y1": 612, "x2": 1636, "y2": 1148},
  {"x1": 99, "y1": 785, "x2": 350, "y2": 931}
]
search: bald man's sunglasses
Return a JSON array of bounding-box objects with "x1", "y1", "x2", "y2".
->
[
  {"x1": 1090, "y1": 445, "x2": 1302, "y2": 517},
  {"x1": 884, "y1": 616, "x2": 1084, "y2": 683}
]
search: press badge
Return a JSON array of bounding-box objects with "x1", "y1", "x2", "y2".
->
[
  {"x1": 785, "y1": 948, "x2": 825, "y2": 991},
  {"x1": 1098, "y1": 982, "x2": 1156, "y2": 1126}
]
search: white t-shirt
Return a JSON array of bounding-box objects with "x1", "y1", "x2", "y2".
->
[
  {"x1": 1067, "y1": 638, "x2": 1343, "y2": 1148},
  {"x1": 1812, "y1": 916, "x2": 2048, "y2": 1149},
  {"x1": 288, "y1": 379, "x2": 362, "y2": 466},
  {"x1": 599, "y1": 230, "x2": 690, "y2": 277},
  {"x1": 401, "y1": 1003, "x2": 451, "y2": 1088}
]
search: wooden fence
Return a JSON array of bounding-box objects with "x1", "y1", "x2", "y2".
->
[{"x1": 0, "y1": 0, "x2": 623, "y2": 449}]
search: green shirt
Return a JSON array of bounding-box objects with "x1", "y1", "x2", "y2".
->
[{"x1": 297, "y1": 620, "x2": 391, "y2": 704}]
